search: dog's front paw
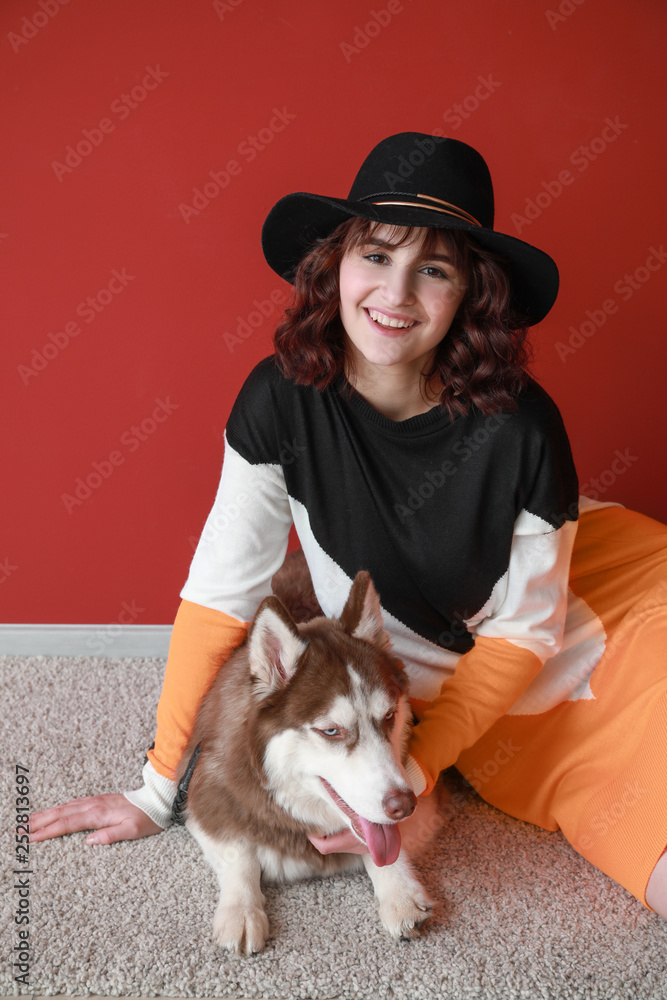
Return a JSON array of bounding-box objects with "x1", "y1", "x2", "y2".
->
[
  {"x1": 379, "y1": 882, "x2": 434, "y2": 941},
  {"x1": 212, "y1": 900, "x2": 270, "y2": 956}
]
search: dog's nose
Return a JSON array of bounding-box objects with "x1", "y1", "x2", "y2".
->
[{"x1": 382, "y1": 788, "x2": 417, "y2": 820}]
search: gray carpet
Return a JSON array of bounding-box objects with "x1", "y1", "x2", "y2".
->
[{"x1": 2, "y1": 654, "x2": 666, "y2": 1000}]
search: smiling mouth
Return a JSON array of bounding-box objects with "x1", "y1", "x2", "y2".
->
[{"x1": 365, "y1": 308, "x2": 418, "y2": 331}]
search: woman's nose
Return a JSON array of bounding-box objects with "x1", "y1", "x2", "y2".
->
[{"x1": 380, "y1": 266, "x2": 415, "y2": 306}]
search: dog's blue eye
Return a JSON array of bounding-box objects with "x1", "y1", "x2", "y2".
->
[{"x1": 322, "y1": 728, "x2": 340, "y2": 737}]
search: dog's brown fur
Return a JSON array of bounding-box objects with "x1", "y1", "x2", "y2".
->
[
  {"x1": 176, "y1": 549, "x2": 447, "y2": 954},
  {"x1": 175, "y1": 549, "x2": 408, "y2": 871}
]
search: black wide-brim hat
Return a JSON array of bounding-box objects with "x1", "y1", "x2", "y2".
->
[{"x1": 261, "y1": 132, "x2": 559, "y2": 326}]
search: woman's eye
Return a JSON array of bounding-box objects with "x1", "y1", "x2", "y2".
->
[{"x1": 362, "y1": 254, "x2": 448, "y2": 279}]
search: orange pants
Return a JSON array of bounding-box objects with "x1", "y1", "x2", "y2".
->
[{"x1": 456, "y1": 505, "x2": 667, "y2": 909}]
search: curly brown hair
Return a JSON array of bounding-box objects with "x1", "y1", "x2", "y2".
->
[{"x1": 272, "y1": 216, "x2": 533, "y2": 418}]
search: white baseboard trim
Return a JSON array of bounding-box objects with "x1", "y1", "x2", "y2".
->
[{"x1": 0, "y1": 624, "x2": 172, "y2": 657}]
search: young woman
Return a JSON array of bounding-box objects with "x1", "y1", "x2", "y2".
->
[{"x1": 30, "y1": 132, "x2": 667, "y2": 917}]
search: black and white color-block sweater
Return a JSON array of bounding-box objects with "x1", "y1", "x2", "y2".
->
[
  {"x1": 181, "y1": 356, "x2": 613, "y2": 775},
  {"x1": 127, "y1": 354, "x2": 618, "y2": 823}
]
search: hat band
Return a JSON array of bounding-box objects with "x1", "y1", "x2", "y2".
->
[{"x1": 367, "y1": 193, "x2": 482, "y2": 227}]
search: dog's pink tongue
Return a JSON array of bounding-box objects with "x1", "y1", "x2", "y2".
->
[{"x1": 358, "y1": 816, "x2": 401, "y2": 867}]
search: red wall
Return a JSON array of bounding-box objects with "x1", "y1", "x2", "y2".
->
[{"x1": 3, "y1": 0, "x2": 666, "y2": 624}]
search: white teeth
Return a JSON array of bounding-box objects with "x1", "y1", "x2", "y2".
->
[{"x1": 368, "y1": 309, "x2": 415, "y2": 329}]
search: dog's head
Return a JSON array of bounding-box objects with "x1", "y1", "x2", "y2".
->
[{"x1": 247, "y1": 571, "x2": 416, "y2": 866}]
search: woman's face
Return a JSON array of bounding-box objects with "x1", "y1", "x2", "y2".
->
[{"x1": 338, "y1": 224, "x2": 467, "y2": 375}]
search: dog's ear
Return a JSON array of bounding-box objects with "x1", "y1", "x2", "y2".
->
[
  {"x1": 248, "y1": 595, "x2": 308, "y2": 694},
  {"x1": 339, "y1": 571, "x2": 391, "y2": 649}
]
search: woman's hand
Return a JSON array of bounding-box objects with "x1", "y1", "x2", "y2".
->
[
  {"x1": 307, "y1": 828, "x2": 369, "y2": 855},
  {"x1": 29, "y1": 794, "x2": 163, "y2": 845}
]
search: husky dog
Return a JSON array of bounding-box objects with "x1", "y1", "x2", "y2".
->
[{"x1": 175, "y1": 550, "x2": 443, "y2": 956}]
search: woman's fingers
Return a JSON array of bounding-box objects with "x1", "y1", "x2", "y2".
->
[
  {"x1": 87, "y1": 814, "x2": 162, "y2": 845},
  {"x1": 30, "y1": 796, "x2": 103, "y2": 830},
  {"x1": 30, "y1": 800, "x2": 105, "y2": 840},
  {"x1": 29, "y1": 794, "x2": 162, "y2": 843},
  {"x1": 308, "y1": 828, "x2": 368, "y2": 855}
]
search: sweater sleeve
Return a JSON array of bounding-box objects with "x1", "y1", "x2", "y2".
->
[
  {"x1": 124, "y1": 409, "x2": 294, "y2": 825},
  {"x1": 406, "y1": 379, "x2": 580, "y2": 796},
  {"x1": 144, "y1": 600, "x2": 251, "y2": 781},
  {"x1": 407, "y1": 511, "x2": 579, "y2": 796},
  {"x1": 123, "y1": 599, "x2": 250, "y2": 827}
]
